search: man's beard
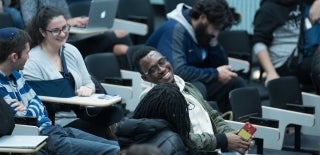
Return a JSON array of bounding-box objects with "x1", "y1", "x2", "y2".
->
[{"x1": 195, "y1": 23, "x2": 215, "y2": 48}]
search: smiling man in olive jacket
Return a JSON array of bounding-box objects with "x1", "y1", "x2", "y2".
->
[{"x1": 133, "y1": 46, "x2": 251, "y2": 154}]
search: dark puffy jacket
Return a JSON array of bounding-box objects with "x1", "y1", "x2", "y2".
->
[
  {"x1": 0, "y1": 97, "x2": 14, "y2": 137},
  {"x1": 115, "y1": 118, "x2": 187, "y2": 155}
]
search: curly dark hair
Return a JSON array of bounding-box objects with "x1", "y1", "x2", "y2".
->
[{"x1": 189, "y1": 0, "x2": 240, "y2": 30}]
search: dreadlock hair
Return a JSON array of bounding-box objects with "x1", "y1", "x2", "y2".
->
[
  {"x1": 132, "y1": 83, "x2": 196, "y2": 153},
  {"x1": 132, "y1": 45, "x2": 158, "y2": 74},
  {"x1": 189, "y1": 0, "x2": 239, "y2": 30}
]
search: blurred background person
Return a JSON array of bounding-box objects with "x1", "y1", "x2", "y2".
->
[{"x1": 0, "y1": 0, "x2": 25, "y2": 29}]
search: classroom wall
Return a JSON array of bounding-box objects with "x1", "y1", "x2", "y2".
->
[{"x1": 227, "y1": 0, "x2": 260, "y2": 33}]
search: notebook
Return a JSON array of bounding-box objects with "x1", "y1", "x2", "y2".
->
[
  {"x1": 69, "y1": 0, "x2": 119, "y2": 34},
  {"x1": 0, "y1": 135, "x2": 48, "y2": 149}
]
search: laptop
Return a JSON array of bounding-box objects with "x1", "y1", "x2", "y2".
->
[
  {"x1": 0, "y1": 135, "x2": 48, "y2": 149},
  {"x1": 69, "y1": 0, "x2": 119, "y2": 34}
]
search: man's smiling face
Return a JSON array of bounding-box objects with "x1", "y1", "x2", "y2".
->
[{"x1": 139, "y1": 50, "x2": 174, "y2": 84}]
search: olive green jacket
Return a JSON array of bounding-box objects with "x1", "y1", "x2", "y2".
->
[{"x1": 140, "y1": 75, "x2": 234, "y2": 151}]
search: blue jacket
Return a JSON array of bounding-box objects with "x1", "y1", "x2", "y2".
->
[{"x1": 146, "y1": 4, "x2": 228, "y2": 83}]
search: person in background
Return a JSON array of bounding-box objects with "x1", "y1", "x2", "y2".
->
[
  {"x1": 0, "y1": 0, "x2": 25, "y2": 29},
  {"x1": 0, "y1": 27, "x2": 119, "y2": 155},
  {"x1": 132, "y1": 46, "x2": 251, "y2": 154},
  {"x1": 20, "y1": 0, "x2": 132, "y2": 58},
  {"x1": 22, "y1": 6, "x2": 124, "y2": 139},
  {"x1": 252, "y1": 0, "x2": 320, "y2": 88},
  {"x1": 309, "y1": 0, "x2": 320, "y2": 94},
  {"x1": 145, "y1": 0, "x2": 245, "y2": 113}
]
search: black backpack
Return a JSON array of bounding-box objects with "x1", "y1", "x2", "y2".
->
[{"x1": 0, "y1": 97, "x2": 15, "y2": 137}]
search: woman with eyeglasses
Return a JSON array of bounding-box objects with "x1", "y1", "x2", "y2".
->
[
  {"x1": 20, "y1": 0, "x2": 132, "y2": 59},
  {"x1": 22, "y1": 6, "x2": 124, "y2": 140}
]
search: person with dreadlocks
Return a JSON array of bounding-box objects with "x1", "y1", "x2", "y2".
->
[
  {"x1": 116, "y1": 83, "x2": 223, "y2": 154},
  {"x1": 134, "y1": 83, "x2": 195, "y2": 152},
  {"x1": 116, "y1": 83, "x2": 189, "y2": 155},
  {"x1": 131, "y1": 45, "x2": 251, "y2": 154}
]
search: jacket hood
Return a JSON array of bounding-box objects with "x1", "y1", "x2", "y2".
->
[{"x1": 166, "y1": 3, "x2": 198, "y2": 43}]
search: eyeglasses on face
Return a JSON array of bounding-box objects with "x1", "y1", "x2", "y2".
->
[
  {"x1": 144, "y1": 57, "x2": 168, "y2": 75},
  {"x1": 46, "y1": 24, "x2": 71, "y2": 36}
]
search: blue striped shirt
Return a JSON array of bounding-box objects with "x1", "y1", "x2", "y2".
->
[{"x1": 0, "y1": 70, "x2": 52, "y2": 131}]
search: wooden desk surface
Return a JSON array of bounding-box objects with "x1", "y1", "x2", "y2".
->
[{"x1": 39, "y1": 94, "x2": 121, "y2": 107}]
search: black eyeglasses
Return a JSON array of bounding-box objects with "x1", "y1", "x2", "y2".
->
[
  {"x1": 46, "y1": 24, "x2": 71, "y2": 36},
  {"x1": 0, "y1": 28, "x2": 18, "y2": 40},
  {"x1": 144, "y1": 57, "x2": 168, "y2": 75}
]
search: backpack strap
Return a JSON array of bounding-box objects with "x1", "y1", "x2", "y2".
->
[
  {"x1": 297, "y1": 2, "x2": 305, "y2": 56},
  {"x1": 60, "y1": 46, "x2": 69, "y2": 78}
]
